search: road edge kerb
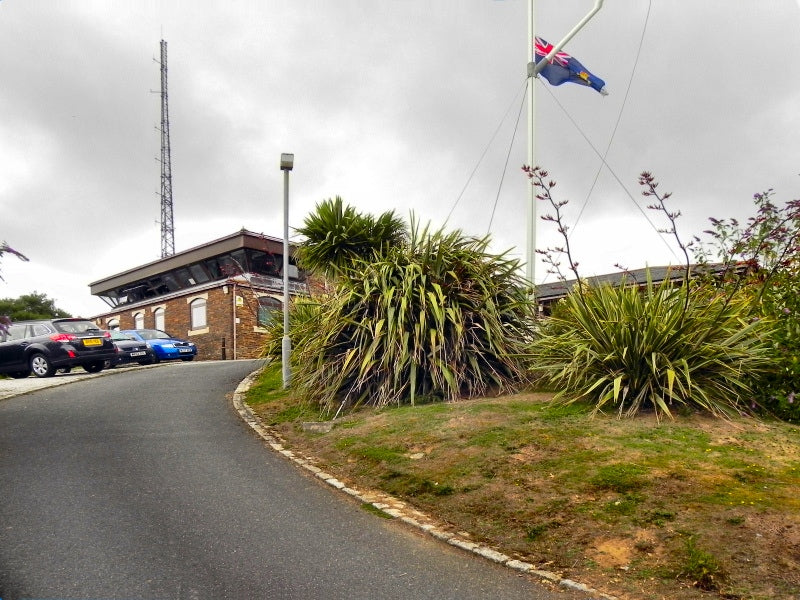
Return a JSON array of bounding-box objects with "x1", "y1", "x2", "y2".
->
[
  {"x1": 0, "y1": 363, "x2": 163, "y2": 401},
  {"x1": 231, "y1": 368, "x2": 618, "y2": 600}
]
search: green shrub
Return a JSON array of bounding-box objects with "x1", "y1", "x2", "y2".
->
[
  {"x1": 260, "y1": 296, "x2": 325, "y2": 359},
  {"x1": 529, "y1": 271, "x2": 771, "y2": 419},
  {"x1": 287, "y1": 221, "x2": 536, "y2": 412},
  {"x1": 692, "y1": 189, "x2": 800, "y2": 422},
  {"x1": 751, "y1": 281, "x2": 800, "y2": 422}
]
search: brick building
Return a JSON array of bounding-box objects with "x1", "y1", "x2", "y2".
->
[{"x1": 89, "y1": 229, "x2": 308, "y2": 360}]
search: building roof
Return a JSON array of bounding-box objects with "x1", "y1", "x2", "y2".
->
[
  {"x1": 89, "y1": 228, "x2": 289, "y2": 296},
  {"x1": 535, "y1": 263, "x2": 736, "y2": 303},
  {"x1": 89, "y1": 228, "x2": 305, "y2": 309}
]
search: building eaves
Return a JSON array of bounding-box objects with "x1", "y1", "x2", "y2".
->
[
  {"x1": 534, "y1": 264, "x2": 731, "y2": 302},
  {"x1": 91, "y1": 273, "x2": 306, "y2": 319},
  {"x1": 92, "y1": 278, "x2": 229, "y2": 317},
  {"x1": 89, "y1": 229, "x2": 292, "y2": 296}
]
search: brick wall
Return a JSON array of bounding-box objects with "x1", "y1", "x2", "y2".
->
[{"x1": 93, "y1": 282, "x2": 280, "y2": 360}]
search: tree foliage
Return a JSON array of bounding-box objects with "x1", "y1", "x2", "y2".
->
[
  {"x1": 692, "y1": 189, "x2": 800, "y2": 422},
  {"x1": 0, "y1": 292, "x2": 72, "y2": 321}
]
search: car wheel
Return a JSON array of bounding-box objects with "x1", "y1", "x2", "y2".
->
[
  {"x1": 30, "y1": 353, "x2": 56, "y2": 378},
  {"x1": 83, "y1": 361, "x2": 104, "y2": 373},
  {"x1": 152, "y1": 355, "x2": 161, "y2": 364},
  {"x1": 9, "y1": 370, "x2": 31, "y2": 379},
  {"x1": 181, "y1": 356, "x2": 195, "y2": 362}
]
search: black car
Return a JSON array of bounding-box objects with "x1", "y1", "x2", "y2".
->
[
  {"x1": 0, "y1": 318, "x2": 118, "y2": 378},
  {"x1": 107, "y1": 330, "x2": 156, "y2": 367}
]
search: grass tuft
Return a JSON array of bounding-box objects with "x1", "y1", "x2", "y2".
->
[
  {"x1": 590, "y1": 464, "x2": 649, "y2": 493},
  {"x1": 361, "y1": 503, "x2": 393, "y2": 519},
  {"x1": 680, "y1": 536, "x2": 726, "y2": 591}
]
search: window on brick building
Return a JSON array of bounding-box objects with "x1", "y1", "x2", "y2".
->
[
  {"x1": 257, "y1": 296, "x2": 282, "y2": 327},
  {"x1": 107, "y1": 318, "x2": 119, "y2": 330},
  {"x1": 134, "y1": 312, "x2": 144, "y2": 329},
  {"x1": 153, "y1": 307, "x2": 165, "y2": 331},
  {"x1": 190, "y1": 298, "x2": 207, "y2": 330}
]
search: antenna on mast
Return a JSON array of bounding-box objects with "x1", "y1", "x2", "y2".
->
[{"x1": 158, "y1": 39, "x2": 175, "y2": 258}]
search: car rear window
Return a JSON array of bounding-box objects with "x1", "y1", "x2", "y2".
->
[
  {"x1": 53, "y1": 320, "x2": 103, "y2": 334},
  {"x1": 31, "y1": 324, "x2": 52, "y2": 336}
]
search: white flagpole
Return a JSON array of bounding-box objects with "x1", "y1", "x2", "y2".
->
[
  {"x1": 525, "y1": 0, "x2": 606, "y2": 290},
  {"x1": 533, "y1": 0, "x2": 605, "y2": 77},
  {"x1": 525, "y1": 0, "x2": 536, "y2": 287}
]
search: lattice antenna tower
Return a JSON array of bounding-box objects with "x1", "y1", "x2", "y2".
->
[{"x1": 158, "y1": 39, "x2": 175, "y2": 257}]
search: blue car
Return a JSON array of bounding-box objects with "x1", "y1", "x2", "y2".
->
[{"x1": 120, "y1": 329, "x2": 197, "y2": 363}]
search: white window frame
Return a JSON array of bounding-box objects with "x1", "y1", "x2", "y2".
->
[
  {"x1": 152, "y1": 306, "x2": 166, "y2": 331},
  {"x1": 188, "y1": 296, "x2": 207, "y2": 331},
  {"x1": 256, "y1": 295, "x2": 282, "y2": 328}
]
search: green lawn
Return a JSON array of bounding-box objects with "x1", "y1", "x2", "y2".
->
[{"x1": 247, "y1": 363, "x2": 800, "y2": 600}]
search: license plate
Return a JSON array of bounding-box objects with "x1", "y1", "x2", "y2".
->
[
  {"x1": 130, "y1": 351, "x2": 146, "y2": 357},
  {"x1": 178, "y1": 348, "x2": 193, "y2": 353},
  {"x1": 83, "y1": 338, "x2": 102, "y2": 347}
]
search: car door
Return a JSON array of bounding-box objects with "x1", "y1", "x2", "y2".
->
[{"x1": 0, "y1": 324, "x2": 30, "y2": 370}]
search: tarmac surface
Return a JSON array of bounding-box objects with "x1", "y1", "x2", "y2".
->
[{"x1": 1, "y1": 362, "x2": 614, "y2": 600}]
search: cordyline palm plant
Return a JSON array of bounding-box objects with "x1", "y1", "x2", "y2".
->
[
  {"x1": 294, "y1": 196, "x2": 406, "y2": 280},
  {"x1": 530, "y1": 273, "x2": 772, "y2": 419},
  {"x1": 261, "y1": 296, "x2": 326, "y2": 360},
  {"x1": 525, "y1": 165, "x2": 772, "y2": 419},
  {"x1": 270, "y1": 210, "x2": 536, "y2": 414}
]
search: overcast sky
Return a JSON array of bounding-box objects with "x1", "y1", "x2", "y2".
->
[{"x1": 1, "y1": 1, "x2": 799, "y2": 317}]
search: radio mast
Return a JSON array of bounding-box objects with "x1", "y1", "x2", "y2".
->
[{"x1": 158, "y1": 39, "x2": 175, "y2": 258}]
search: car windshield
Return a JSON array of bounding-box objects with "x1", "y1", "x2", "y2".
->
[
  {"x1": 136, "y1": 329, "x2": 173, "y2": 341},
  {"x1": 54, "y1": 320, "x2": 103, "y2": 334}
]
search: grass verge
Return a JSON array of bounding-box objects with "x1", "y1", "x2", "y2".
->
[{"x1": 246, "y1": 363, "x2": 800, "y2": 600}]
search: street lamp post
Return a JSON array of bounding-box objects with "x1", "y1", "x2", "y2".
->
[{"x1": 280, "y1": 153, "x2": 294, "y2": 389}]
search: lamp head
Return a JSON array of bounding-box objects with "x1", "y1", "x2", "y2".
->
[{"x1": 280, "y1": 153, "x2": 294, "y2": 171}]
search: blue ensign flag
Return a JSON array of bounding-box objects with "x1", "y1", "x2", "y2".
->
[{"x1": 534, "y1": 37, "x2": 607, "y2": 96}]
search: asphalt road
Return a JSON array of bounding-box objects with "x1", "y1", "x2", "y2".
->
[{"x1": 0, "y1": 361, "x2": 594, "y2": 600}]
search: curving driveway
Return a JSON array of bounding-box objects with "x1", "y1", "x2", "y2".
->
[{"x1": 0, "y1": 361, "x2": 596, "y2": 600}]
